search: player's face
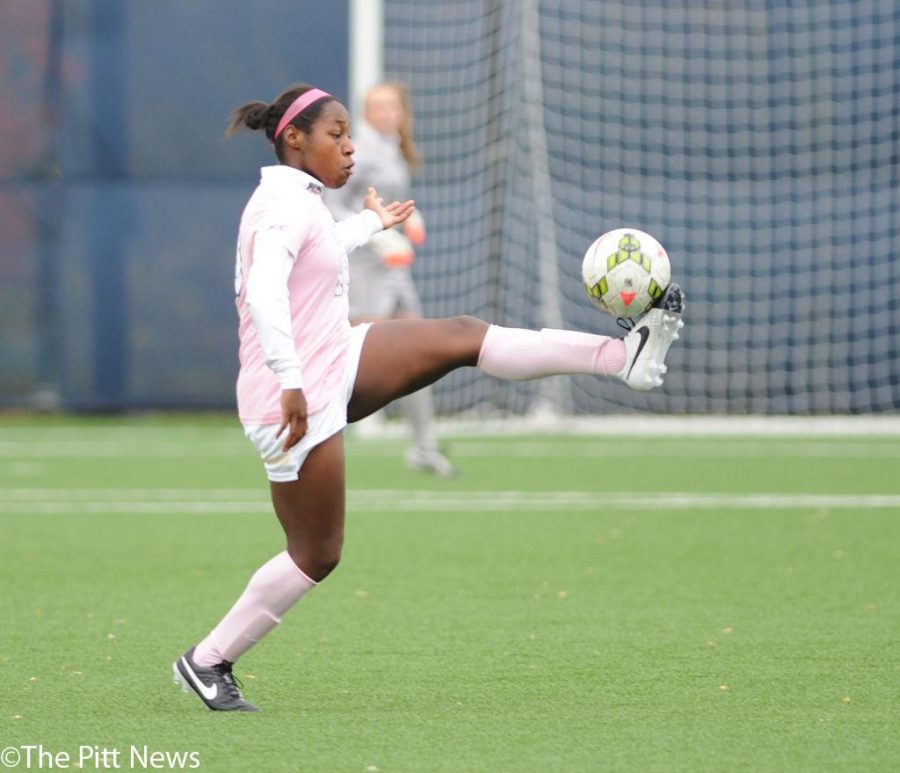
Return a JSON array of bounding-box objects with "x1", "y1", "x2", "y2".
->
[
  {"x1": 298, "y1": 101, "x2": 355, "y2": 188},
  {"x1": 365, "y1": 86, "x2": 404, "y2": 135}
]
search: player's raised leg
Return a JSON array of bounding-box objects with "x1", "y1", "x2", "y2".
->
[
  {"x1": 349, "y1": 316, "x2": 486, "y2": 420},
  {"x1": 347, "y1": 305, "x2": 682, "y2": 419}
]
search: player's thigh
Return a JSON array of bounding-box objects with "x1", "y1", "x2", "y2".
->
[
  {"x1": 349, "y1": 316, "x2": 488, "y2": 420},
  {"x1": 269, "y1": 431, "x2": 345, "y2": 556}
]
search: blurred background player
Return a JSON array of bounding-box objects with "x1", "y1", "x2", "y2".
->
[{"x1": 325, "y1": 82, "x2": 455, "y2": 477}]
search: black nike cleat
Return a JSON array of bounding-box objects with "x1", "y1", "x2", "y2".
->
[
  {"x1": 617, "y1": 282, "x2": 685, "y2": 391},
  {"x1": 172, "y1": 646, "x2": 260, "y2": 712}
]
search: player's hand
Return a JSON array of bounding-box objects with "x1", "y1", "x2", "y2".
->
[
  {"x1": 278, "y1": 388, "x2": 308, "y2": 451},
  {"x1": 364, "y1": 186, "x2": 416, "y2": 229}
]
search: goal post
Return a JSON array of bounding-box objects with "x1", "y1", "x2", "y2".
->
[{"x1": 349, "y1": 0, "x2": 383, "y2": 116}]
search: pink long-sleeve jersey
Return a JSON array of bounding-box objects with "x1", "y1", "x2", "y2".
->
[{"x1": 235, "y1": 166, "x2": 382, "y2": 423}]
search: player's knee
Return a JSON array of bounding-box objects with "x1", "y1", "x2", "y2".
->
[
  {"x1": 309, "y1": 553, "x2": 341, "y2": 582},
  {"x1": 288, "y1": 542, "x2": 342, "y2": 583},
  {"x1": 445, "y1": 315, "x2": 489, "y2": 356},
  {"x1": 447, "y1": 314, "x2": 487, "y2": 336}
]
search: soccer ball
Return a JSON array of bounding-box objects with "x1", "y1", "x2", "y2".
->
[{"x1": 582, "y1": 228, "x2": 671, "y2": 319}]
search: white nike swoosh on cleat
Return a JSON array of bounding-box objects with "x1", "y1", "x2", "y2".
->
[{"x1": 180, "y1": 657, "x2": 218, "y2": 701}]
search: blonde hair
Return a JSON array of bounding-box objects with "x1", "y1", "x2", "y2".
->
[{"x1": 368, "y1": 81, "x2": 422, "y2": 173}]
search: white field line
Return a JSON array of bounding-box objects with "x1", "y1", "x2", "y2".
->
[
  {"x1": 1, "y1": 489, "x2": 899, "y2": 514},
  {"x1": 0, "y1": 441, "x2": 249, "y2": 458},
  {"x1": 350, "y1": 415, "x2": 900, "y2": 438},
  {"x1": 441, "y1": 415, "x2": 900, "y2": 437},
  {"x1": 0, "y1": 439, "x2": 898, "y2": 460},
  {"x1": 440, "y1": 441, "x2": 900, "y2": 458},
  {"x1": 2, "y1": 415, "x2": 900, "y2": 443}
]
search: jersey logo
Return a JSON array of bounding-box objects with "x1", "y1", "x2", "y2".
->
[{"x1": 335, "y1": 255, "x2": 349, "y2": 296}]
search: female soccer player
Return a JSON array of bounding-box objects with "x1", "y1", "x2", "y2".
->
[
  {"x1": 172, "y1": 84, "x2": 684, "y2": 711},
  {"x1": 324, "y1": 82, "x2": 456, "y2": 477}
]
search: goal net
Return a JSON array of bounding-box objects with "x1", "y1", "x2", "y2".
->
[{"x1": 382, "y1": 0, "x2": 900, "y2": 415}]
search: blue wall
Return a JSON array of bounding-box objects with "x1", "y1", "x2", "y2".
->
[{"x1": 0, "y1": 0, "x2": 349, "y2": 408}]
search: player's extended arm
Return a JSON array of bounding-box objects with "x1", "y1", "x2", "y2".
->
[
  {"x1": 332, "y1": 208, "x2": 383, "y2": 255},
  {"x1": 332, "y1": 187, "x2": 415, "y2": 254}
]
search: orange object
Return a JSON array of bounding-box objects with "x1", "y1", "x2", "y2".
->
[
  {"x1": 383, "y1": 250, "x2": 415, "y2": 267},
  {"x1": 404, "y1": 211, "x2": 426, "y2": 246}
]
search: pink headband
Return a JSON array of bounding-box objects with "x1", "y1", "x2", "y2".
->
[{"x1": 274, "y1": 88, "x2": 332, "y2": 139}]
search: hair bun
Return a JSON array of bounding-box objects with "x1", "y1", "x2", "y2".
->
[{"x1": 242, "y1": 102, "x2": 270, "y2": 131}]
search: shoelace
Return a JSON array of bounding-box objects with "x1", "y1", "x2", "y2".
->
[
  {"x1": 615, "y1": 284, "x2": 683, "y2": 334},
  {"x1": 213, "y1": 661, "x2": 246, "y2": 701}
]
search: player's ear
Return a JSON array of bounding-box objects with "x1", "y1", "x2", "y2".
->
[{"x1": 283, "y1": 124, "x2": 305, "y2": 151}]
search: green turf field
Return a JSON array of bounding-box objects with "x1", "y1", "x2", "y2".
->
[{"x1": 1, "y1": 416, "x2": 898, "y2": 772}]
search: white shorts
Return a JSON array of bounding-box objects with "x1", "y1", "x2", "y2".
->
[{"x1": 243, "y1": 323, "x2": 371, "y2": 482}]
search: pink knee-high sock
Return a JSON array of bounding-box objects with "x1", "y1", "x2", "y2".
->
[
  {"x1": 192, "y1": 551, "x2": 316, "y2": 667},
  {"x1": 477, "y1": 325, "x2": 626, "y2": 380}
]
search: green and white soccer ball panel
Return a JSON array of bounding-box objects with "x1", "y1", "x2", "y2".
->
[{"x1": 582, "y1": 228, "x2": 671, "y2": 318}]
